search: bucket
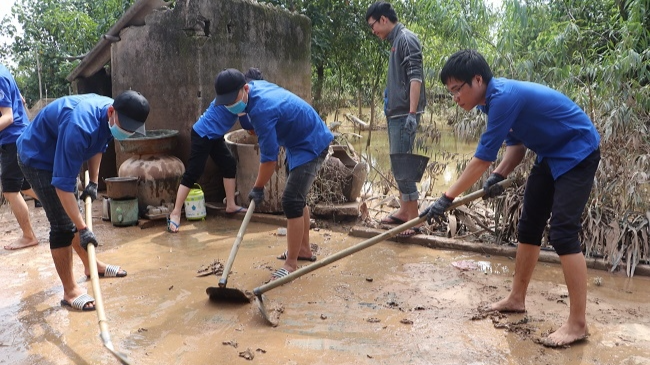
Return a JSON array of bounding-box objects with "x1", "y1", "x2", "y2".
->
[
  {"x1": 389, "y1": 153, "x2": 429, "y2": 183},
  {"x1": 104, "y1": 176, "x2": 138, "y2": 200},
  {"x1": 184, "y1": 183, "x2": 206, "y2": 221},
  {"x1": 110, "y1": 198, "x2": 139, "y2": 226}
]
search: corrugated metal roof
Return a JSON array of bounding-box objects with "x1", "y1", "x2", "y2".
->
[{"x1": 66, "y1": 0, "x2": 170, "y2": 82}]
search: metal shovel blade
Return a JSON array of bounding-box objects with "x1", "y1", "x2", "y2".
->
[
  {"x1": 255, "y1": 294, "x2": 278, "y2": 327},
  {"x1": 206, "y1": 286, "x2": 252, "y2": 303}
]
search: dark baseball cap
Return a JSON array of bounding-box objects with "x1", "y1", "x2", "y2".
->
[
  {"x1": 113, "y1": 90, "x2": 149, "y2": 135},
  {"x1": 214, "y1": 68, "x2": 246, "y2": 105}
]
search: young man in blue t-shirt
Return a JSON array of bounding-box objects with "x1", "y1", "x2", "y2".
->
[
  {"x1": 17, "y1": 91, "x2": 149, "y2": 311},
  {"x1": 214, "y1": 68, "x2": 334, "y2": 281},
  {"x1": 0, "y1": 63, "x2": 39, "y2": 250},
  {"x1": 422, "y1": 50, "x2": 600, "y2": 347}
]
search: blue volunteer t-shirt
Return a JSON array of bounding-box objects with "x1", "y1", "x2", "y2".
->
[
  {"x1": 476, "y1": 78, "x2": 600, "y2": 179},
  {"x1": 17, "y1": 94, "x2": 114, "y2": 192},
  {"x1": 0, "y1": 64, "x2": 29, "y2": 145},
  {"x1": 243, "y1": 80, "x2": 334, "y2": 171},
  {"x1": 193, "y1": 100, "x2": 238, "y2": 138}
]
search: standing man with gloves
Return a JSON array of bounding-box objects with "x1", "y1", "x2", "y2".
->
[
  {"x1": 17, "y1": 91, "x2": 149, "y2": 311},
  {"x1": 422, "y1": 49, "x2": 600, "y2": 347},
  {"x1": 366, "y1": 1, "x2": 427, "y2": 237},
  {"x1": 213, "y1": 68, "x2": 333, "y2": 281}
]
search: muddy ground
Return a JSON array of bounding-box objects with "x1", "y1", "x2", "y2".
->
[{"x1": 1, "y1": 200, "x2": 650, "y2": 365}]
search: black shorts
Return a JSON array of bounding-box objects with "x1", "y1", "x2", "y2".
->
[
  {"x1": 0, "y1": 142, "x2": 31, "y2": 193},
  {"x1": 517, "y1": 148, "x2": 600, "y2": 255}
]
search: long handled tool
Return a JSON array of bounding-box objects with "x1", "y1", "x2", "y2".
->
[
  {"x1": 253, "y1": 179, "x2": 512, "y2": 325},
  {"x1": 206, "y1": 200, "x2": 256, "y2": 303},
  {"x1": 84, "y1": 171, "x2": 131, "y2": 365}
]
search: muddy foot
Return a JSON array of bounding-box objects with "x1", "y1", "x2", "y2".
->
[
  {"x1": 481, "y1": 298, "x2": 526, "y2": 313},
  {"x1": 535, "y1": 325, "x2": 589, "y2": 348}
]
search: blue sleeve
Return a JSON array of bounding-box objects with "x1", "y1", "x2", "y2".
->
[
  {"x1": 474, "y1": 94, "x2": 524, "y2": 161},
  {"x1": 0, "y1": 77, "x2": 11, "y2": 108},
  {"x1": 255, "y1": 116, "x2": 280, "y2": 163},
  {"x1": 193, "y1": 101, "x2": 238, "y2": 138},
  {"x1": 51, "y1": 114, "x2": 94, "y2": 192}
]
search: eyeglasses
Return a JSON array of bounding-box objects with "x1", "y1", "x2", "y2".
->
[
  {"x1": 449, "y1": 82, "x2": 467, "y2": 96},
  {"x1": 368, "y1": 18, "x2": 379, "y2": 30}
]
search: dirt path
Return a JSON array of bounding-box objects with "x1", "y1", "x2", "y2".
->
[{"x1": 1, "y1": 201, "x2": 650, "y2": 364}]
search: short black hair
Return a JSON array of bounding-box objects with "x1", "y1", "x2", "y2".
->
[
  {"x1": 244, "y1": 67, "x2": 264, "y2": 82},
  {"x1": 365, "y1": 1, "x2": 398, "y2": 23},
  {"x1": 440, "y1": 49, "x2": 493, "y2": 86}
]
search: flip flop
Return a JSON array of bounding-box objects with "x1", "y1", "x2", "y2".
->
[
  {"x1": 60, "y1": 293, "x2": 96, "y2": 311},
  {"x1": 270, "y1": 267, "x2": 291, "y2": 281},
  {"x1": 86, "y1": 264, "x2": 127, "y2": 279},
  {"x1": 380, "y1": 215, "x2": 406, "y2": 225},
  {"x1": 396, "y1": 227, "x2": 422, "y2": 238},
  {"x1": 167, "y1": 216, "x2": 180, "y2": 233},
  {"x1": 225, "y1": 206, "x2": 247, "y2": 215},
  {"x1": 276, "y1": 250, "x2": 317, "y2": 262}
]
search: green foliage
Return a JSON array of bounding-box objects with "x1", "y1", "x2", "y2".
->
[{"x1": 0, "y1": 0, "x2": 135, "y2": 105}]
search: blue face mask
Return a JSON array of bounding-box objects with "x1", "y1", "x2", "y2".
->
[
  {"x1": 110, "y1": 122, "x2": 135, "y2": 141},
  {"x1": 226, "y1": 100, "x2": 247, "y2": 115}
]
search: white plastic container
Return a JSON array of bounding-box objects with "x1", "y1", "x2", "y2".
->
[{"x1": 184, "y1": 183, "x2": 206, "y2": 220}]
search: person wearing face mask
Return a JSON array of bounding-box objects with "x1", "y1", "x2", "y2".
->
[
  {"x1": 166, "y1": 67, "x2": 263, "y2": 233},
  {"x1": 16, "y1": 91, "x2": 149, "y2": 311},
  {"x1": 214, "y1": 68, "x2": 334, "y2": 281}
]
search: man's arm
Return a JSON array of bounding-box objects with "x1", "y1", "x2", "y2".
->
[
  {"x1": 86, "y1": 152, "x2": 103, "y2": 184},
  {"x1": 492, "y1": 144, "x2": 526, "y2": 177},
  {"x1": 409, "y1": 81, "x2": 422, "y2": 114},
  {"x1": 254, "y1": 161, "x2": 277, "y2": 189}
]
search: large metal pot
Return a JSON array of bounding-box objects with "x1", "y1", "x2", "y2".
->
[{"x1": 104, "y1": 177, "x2": 139, "y2": 200}]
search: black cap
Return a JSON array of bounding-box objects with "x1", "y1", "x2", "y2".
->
[
  {"x1": 214, "y1": 68, "x2": 246, "y2": 105},
  {"x1": 113, "y1": 90, "x2": 149, "y2": 133}
]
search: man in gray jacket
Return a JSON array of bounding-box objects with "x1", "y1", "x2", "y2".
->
[{"x1": 366, "y1": 1, "x2": 427, "y2": 237}]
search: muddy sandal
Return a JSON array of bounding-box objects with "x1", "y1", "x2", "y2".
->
[
  {"x1": 270, "y1": 268, "x2": 291, "y2": 281},
  {"x1": 60, "y1": 293, "x2": 96, "y2": 311}
]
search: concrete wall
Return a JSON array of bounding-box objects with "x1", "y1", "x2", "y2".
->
[{"x1": 111, "y1": 0, "x2": 311, "y2": 201}]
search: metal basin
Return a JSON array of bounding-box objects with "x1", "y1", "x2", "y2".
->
[{"x1": 104, "y1": 176, "x2": 139, "y2": 200}]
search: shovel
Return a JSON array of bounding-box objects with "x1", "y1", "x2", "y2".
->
[
  {"x1": 83, "y1": 172, "x2": 131, "y2": 365},
  {"x1": 206, "y1": 200, "x2": 256, "y2": 303},
  {"x1": 253, "y1": 179, "x2": 512, "y2": 326}
]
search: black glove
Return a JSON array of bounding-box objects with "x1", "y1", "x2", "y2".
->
[
  {"x1": 419, "y1": 193, "x2": 454, "y2": 225},
  {"x1": 80, "y1": 181, "x2": 98, "y2": 202},
  {"x1": 405, "y1": 113, "x2": 417, "y2": 134},
  {"x1": 248, "y1": 186, "x2": 264, "y2": 206},
  {"x1": 79, "y1": 228, "x2": 98, "y2": 250},
  {"x1": 482, "y1": 173, "x2": 506, "y2": 200}
]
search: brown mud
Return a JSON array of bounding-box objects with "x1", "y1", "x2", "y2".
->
[{"x1": 1, "y1": 201, "x2": 650, "y2": 364}]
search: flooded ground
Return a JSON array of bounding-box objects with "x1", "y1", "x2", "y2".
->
[{"x1": 2, "y1": 201, "x2": 650, "y2": 365}]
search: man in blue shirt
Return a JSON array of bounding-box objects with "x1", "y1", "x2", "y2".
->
[
  {"x1": 422, "y1": 50, "x2": 599, "y2": 347},
  {"x1": 167, "y1": 68, "x2": 263, "y2": 232},
  {"x1": 214, "y1": 68, "x2": 334, "y2": 281},
  {"x1": 17, "y1": 91, "x2": 149, "y2": 311},
  {"x1": 0, "y1": 63, "x2": 39, "y2": 250}
]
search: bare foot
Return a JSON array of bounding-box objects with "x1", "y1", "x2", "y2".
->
[
  {"x1": 485, "y1": 297, "x2": 526, "y2": 313},
  {"x1": 539, "y1": 323, "x2": 588, "y2": 348},
  {"x1": 4, "y1": 237, "x2": 39, "y2": 250}
]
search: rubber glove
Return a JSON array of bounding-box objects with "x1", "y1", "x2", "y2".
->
[
  {"x1": 405, "y1": 113, "x2": 417, "y2": 134},
  {"x1": 248, "y1": 187, "x2": 264, "y2": 205},
  {"x1": 80, "y1": 181, "x2": 98, "y2": 202},
  {"x1": 482, "y1": 173, "x2": 506, "y2": 200},
  {"x1": 79, "y1": 228, "x2": 98, "y2": 250},
  {"x1": 419, "y1": 193, "x2": 454, "y2": 225}
]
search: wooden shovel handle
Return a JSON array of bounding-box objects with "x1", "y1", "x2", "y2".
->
[{"x1": 253, "y1": 179, "x2": 513, "y2": 296}]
